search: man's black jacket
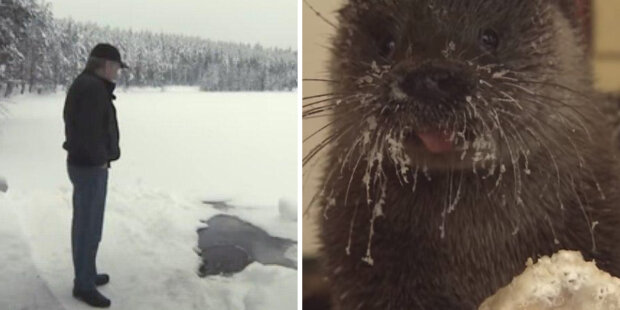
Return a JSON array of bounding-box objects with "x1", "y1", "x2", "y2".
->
[{"x1": 63, "y1": 70, "x2": 120, "y2": 167}]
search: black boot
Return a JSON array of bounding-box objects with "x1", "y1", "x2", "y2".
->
[
  {"x1": 95, "y1": 274, "x2": 110, "y2": 286},
  {"x1": 72, "y1": 288, "x2": 111, "y2": 308}
]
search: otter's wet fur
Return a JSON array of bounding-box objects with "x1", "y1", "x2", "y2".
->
[{"x1": 307, "y1": 0, "x2": 620, "y2": 309}]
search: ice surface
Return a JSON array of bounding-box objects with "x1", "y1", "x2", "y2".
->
[{"x1": 0, "y1": 89, "x2": 297, "y2": 309}]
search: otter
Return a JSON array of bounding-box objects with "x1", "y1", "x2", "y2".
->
[{"x1": 305, "y1": 0, "x2": 620, "y2": 309}]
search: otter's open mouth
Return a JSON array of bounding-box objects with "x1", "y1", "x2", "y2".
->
[
  {"x1": 403, "y1": 130, "x2": 455, "y2": 154},
  {"x1": 416, "y1": 131, "x2": 454, "y2": 153},
  {"x1": 404, "y1": 128, "x2": 479, "y2": 155}
]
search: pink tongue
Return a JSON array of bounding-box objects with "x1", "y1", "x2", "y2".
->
[{"x1": 417, "y1": 132, "x2": 453, "y2": 153}]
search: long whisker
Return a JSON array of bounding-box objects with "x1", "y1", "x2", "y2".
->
[
  {"x1": 303, "y1": 0, "x2": 338, "y2": 29},
  {"x1": 303, "y1": 124, "x2": 355, "y2": 166},
  {"x1": 303, "y1": 105, "x2": 340, "y2": 118},
  {"x1": 303, "y1": 78, "x2": 339, "y2": 83},
  {"x1": 303, "y1": 113, "x2": 337, "y2": 120},
  {"x1": 304, "y1": 119, "x2": 341, "y2": 143},
  {"x1": 303, "y1": 93, "x2": 343, "y2": 101},
  {"x1": 513, "y1": 78, "x2": 592, "y2": 99},
  {"x1": 303, "y1": 97, "x2": 344, "y2": 109}
]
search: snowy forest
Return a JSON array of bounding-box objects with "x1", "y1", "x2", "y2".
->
[{"x1": 0, "y1": 0, "x2": 298, "y2": 97}]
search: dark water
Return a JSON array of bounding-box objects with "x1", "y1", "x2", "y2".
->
[{"x1": 196, "y1": 213, "x2": 297, "y2": 277}]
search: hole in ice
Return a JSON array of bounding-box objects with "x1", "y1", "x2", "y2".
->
[{"x1": 196, "y1": 213, "x2": 297, "y2": 277}]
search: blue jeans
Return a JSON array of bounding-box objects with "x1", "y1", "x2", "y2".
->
[{"x1": 67, "y1": 164, "x2": 108, "y2": 291}]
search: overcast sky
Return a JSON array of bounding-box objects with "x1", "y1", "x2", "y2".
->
[{"x1": 49, "y1": 0, "x2": 297, "y2": 49}]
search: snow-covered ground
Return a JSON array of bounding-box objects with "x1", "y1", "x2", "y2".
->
[{"x1": 0, "y1": 88, "x2": 298, "y2": 310}]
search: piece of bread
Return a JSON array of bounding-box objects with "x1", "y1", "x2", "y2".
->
[{"x1": 479, "y1": 251, "x2": 620, "y2": 310}]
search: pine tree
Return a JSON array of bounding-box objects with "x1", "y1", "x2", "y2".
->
[{"x1": 1, "y1": 0, "x2": 297, "y2": 95}]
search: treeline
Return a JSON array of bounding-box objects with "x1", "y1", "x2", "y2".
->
[{"x1": 0, "y1": 0, "x2": 297, "y2": 97}]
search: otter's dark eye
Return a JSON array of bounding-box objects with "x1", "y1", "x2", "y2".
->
[
  {"x1": 379, "y1": 37, "x2": 396, "y2": 58},
  {"x1": 480, "y1": 29, "x2": 500, "y2": 51}
]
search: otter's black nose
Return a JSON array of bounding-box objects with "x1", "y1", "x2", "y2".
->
[{"x1": 399, "y1": 63, "x2": 473, "y2": 104}]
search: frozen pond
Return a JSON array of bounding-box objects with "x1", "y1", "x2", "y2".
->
[{"x1": 0, "y1": 88, "x2": 298, "y2": 205}]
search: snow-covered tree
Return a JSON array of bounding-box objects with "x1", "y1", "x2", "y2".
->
[
  {"x1": 1, "y1": 0, "x2": 297, "y2": 96},
  {"x1": 0, "y1": 0, "x2": 33, "y2": 96}
]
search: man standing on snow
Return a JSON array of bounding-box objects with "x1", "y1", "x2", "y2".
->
[{"x1": 62, "y1": 43, "x2": 128, "y2": 308}]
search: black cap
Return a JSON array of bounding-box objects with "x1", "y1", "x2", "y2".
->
[{"x1": 89, "y1": 43, "x2": 129, "y2": 69}]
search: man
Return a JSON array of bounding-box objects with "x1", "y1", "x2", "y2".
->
[{"x1": 63, "y1": 43, "x2": 128, "y2": 308}]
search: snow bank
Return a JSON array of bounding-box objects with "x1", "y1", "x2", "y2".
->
[
  {"x1": 480, "y1": 250, "x2": 620, "y2": 310},
  {"x1": 0, "y1": 196, "x2": 64, "y2": 310}
]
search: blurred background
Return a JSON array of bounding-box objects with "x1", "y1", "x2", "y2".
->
[
  {"x1": 302, "y1": 0, "x2": 620, "y2": 308},
  {"x1": 595, "y1": 1, "x2": 620, "y2": 92}
]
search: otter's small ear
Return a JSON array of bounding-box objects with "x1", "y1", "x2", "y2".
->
[
  {"x1": 556, "y1": 0, "x2": 577, "y2": 20},
  {"x1": 557, "y1": 0, "x2": 577, "y2": 20},
  {"x1": 555, "y1": 0, "x2": 590, "y2": 31},
  {"x1": 553, "y1": 0, "x2": 592, "y2": 51}
]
